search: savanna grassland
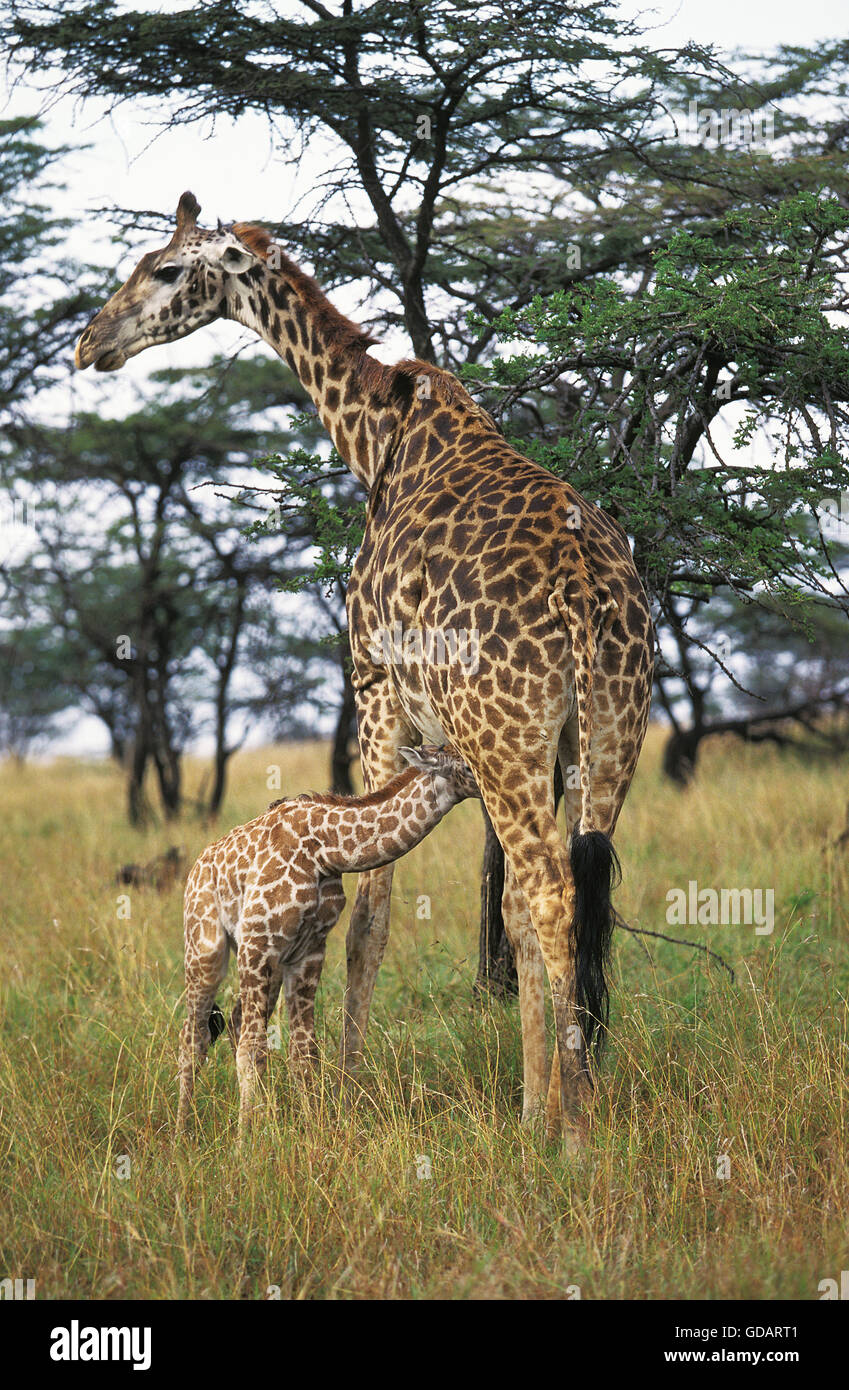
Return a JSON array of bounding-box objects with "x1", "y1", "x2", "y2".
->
[{"x1": 0, "y1": 726, "x2": 846, "y2": 1300}]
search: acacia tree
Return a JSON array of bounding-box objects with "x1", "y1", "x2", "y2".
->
[
  {"x1": 0, "y1": 621, "x2": 76, "y2": 759},
  {"x1": 0, "y1": 115, "x2": 104, "y2": 422},
  {"x1": 1, "y1": 359, "x2": 336, "y2": 820},
  {"x1": 8, "y1": 2, "x2": 849, "y2": 980},
  {"x1": 2, "y1": 0, "x2": 733, "y2": 357},
  {"x1": 0, "y1": 116, "x2": 113, "y2": 755},
  {"x1": 654, "y1": 586, "x2": 849, "y2": 785},
  {"x1": 473, "y1": 191, "x2": 849, "y2": 645}
]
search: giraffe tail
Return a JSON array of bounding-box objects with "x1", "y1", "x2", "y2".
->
[
  {"x1": 208, "y1": 1003, "x2": 226, "y2": 1046},
  {"x1": 569, "y1": 824, "x2": 620, "y2": 1071},
  {"x1": 553, "y1": 576, "x2": 620, "y2": 1072}
]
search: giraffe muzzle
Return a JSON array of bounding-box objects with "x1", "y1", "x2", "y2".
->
[{"x1": 74, "y1": 325, "x2": 127, "y2": 372}]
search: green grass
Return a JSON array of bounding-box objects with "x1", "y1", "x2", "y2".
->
[{"x1": 0, "y1": 728, "x2": 846, "y2": 1298}]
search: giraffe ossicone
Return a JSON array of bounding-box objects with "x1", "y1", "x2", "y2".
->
[
  {"x1": 177, "y1": 746, "x2": 479, "y2": 1132},
  {"x1": 78, "y1": 191, "x2": 653, "y2": 1150}
]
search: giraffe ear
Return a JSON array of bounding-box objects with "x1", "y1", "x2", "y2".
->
[
  {"x1": 202, "y1": 239, "x2": 255, "y2": 275},
  {"x1": 175, "y1": 191, "x2": 201, "y2": 232},
  {"x1": 399, "y1": 746, "x2": 431, "y2": 772}
]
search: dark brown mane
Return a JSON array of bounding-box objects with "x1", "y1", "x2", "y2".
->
[
  {"x1": 310, "y1": 764, "x2": 422, "y2": 808},
  {"x1": 232, "y1": 222, "x2": 493, "y2": 419},
  {"x1": 233, "y1": 220, "x2": 378, "y2": 360},
  {"x1": 231, "y1": 222, "x2": 274, "y2": 259}
]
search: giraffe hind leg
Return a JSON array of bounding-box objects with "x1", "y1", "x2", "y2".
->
[
  {"x1": 545, "y1": 722, "x2": 584, "y2": 1138},
  {"x1": 235, "y1": 967, "x2": 271, "y2": 1136},
  {"x1": 477, "y1": 762, "x2": 593, "y2": 1151},
  {"x1": 501, "y1": 862, "x2": 548, "y2": 1126}
]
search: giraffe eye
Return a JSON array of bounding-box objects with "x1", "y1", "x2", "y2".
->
[{"x1": 153, "y1": 264, "x2": 181, "y2": 284}]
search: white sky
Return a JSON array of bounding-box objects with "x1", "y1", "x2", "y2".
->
[{"x1": 1, "y1": 0, "x2": 845, "y2": 755}]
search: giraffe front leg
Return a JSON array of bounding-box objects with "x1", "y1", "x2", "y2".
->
[
  {"x1": 339, "y1": 678, "x2": 414, "y2": 1095},
  {"x1": 340, "y1": 864, "x2": 395, "y2": 1091},
  {"x1": 283, "y1": 945, "x2": 327, "y2": 1087}
]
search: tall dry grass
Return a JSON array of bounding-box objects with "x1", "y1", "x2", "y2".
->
[{"x1": 0, "y1": 727, "x2": 846, "y2": 1298}]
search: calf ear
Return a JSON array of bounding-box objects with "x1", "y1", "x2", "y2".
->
[{"x1": 398, "y1": 746, "x2": 431, "y2": 772}]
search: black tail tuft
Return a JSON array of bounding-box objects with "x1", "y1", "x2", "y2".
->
[
  {"x1": 569, "y1": 826, "x2": 621, "y2": 1078},
  {"x1": 208, "y1": 1002, "x2": 226, "y2": 1046}
]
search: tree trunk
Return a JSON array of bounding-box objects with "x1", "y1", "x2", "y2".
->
[
  {"x1": 152, "y1": 748, "x2": 182, "y2": 819},
  {"x1": 207, "y1": 738, "x2": 229, "y2": 821},
  {"x1": 127, "y1": 665, "x2": 154, "y2": 826},
  {"x1": 205, "y1": 579, "x2": 247, "y2": 820},
  {"x1": 661, "y1": 726, "x2": 705, "y2": 785},
  {"x1": 127, "y1": 732, "x2": 151, "y2": 826},
  {"x1": 150, "y1": 709, "x2": 182, "y2": 819}
]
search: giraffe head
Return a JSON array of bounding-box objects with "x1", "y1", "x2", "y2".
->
[
  {"x1": 398, "y1": 745, "x2": 481, "y2": 802},
  {"x1": 74, "y1": 192, "x2": 260, "y2": 371}
]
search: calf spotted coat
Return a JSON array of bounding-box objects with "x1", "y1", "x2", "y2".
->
[{"x1": 177, "y1": 746, "x2": 479, "y2": 1130}]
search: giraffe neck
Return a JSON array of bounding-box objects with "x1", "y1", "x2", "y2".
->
[
  {"x1": 226, "y1": 230, "x2": 409, "y2": 490},
  {"x1": 316, "y1": 768, "x2": 458, "y2": 875}
]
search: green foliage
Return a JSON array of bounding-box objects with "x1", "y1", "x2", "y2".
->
[
  {"x1": 1, "y1": 0, "x2": 733, "y2": 358},
  {"x1": 468, "y1": 192, "x2": 849, "y2": 615},
  {"x1": 0, "y1": 621, "x2": 76, "y2": 756},
  {"x1": 0, "y1": 115, "x2": 103, "y2": 418},
  {"x1": 6, "y1": 2, "x2": 849, "y2": 747},
  {"x1": 247, "y1": 444, "x2": 366, "y2": 593}
]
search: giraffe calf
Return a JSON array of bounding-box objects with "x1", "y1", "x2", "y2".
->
[{"x1": 177, "y1": 746, "x2": 479, "y2": 1132}]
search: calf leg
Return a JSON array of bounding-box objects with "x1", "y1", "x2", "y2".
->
[
  {"x1": 235, "y1": 975, "x2": 269, "y2": 1135},
  {"x1": 177, "y1": 904, "x2": 229, "y2": 1132},
  {"x1": 285, "y1": 877, "x2": 345, "y2": 1082}
]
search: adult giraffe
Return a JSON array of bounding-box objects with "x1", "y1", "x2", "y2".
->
[{"x1": 75, "y1": 193, "x2": 653, "y2": 1148}]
